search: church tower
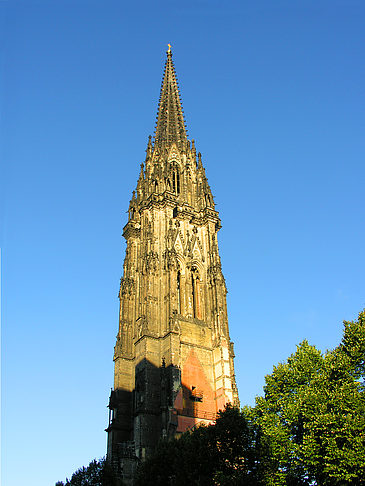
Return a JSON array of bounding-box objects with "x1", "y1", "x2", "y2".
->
[{"x1": 106, "y1": 47, "x2": 239, "y2": 483}]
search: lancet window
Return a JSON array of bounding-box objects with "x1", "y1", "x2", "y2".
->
[
  {"x1": 191, "y1": 267, "x2": 202, "y2": 319},
  {"x1": 172, "y1": 163, "x2": 180, "y2": 194},
  {"x1": 177, "y1": 269, "x2": 181, "y2": 314}
]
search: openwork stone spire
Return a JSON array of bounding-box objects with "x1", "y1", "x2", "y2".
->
[{"x1": 154, "y1": 45, "x2": 187, "y2": 147}]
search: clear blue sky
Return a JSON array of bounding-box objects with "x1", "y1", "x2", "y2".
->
[{"x1": 1, "y1": 1, "x2": 364, "y2": 485}]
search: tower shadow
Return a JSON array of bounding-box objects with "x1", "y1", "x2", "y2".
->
[{"x1": 106, "y1": 359, "x2": 216, "y2": 485}]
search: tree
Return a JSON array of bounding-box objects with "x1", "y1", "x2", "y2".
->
[
  {"x1": 301, "y1": 311, "x2": 365, "y2": 484},
  {"x1": 135, "y1": 404, "x2": 260, "y2": 486},
  {"x1": 250, "y1": 310, "x2": 365, "y2": 485},
  {"x1": 56, "y1": 457, "x2": 116, "y2": 486}
]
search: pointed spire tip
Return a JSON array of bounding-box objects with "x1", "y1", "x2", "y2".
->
[{"x1": 154, "y1": 44, "x2": 187, "y2": 146}]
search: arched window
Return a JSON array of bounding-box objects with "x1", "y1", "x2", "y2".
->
[
  {"x1": 177, "y1": 269, "x2": 181, "y2": 314},
  {"x1": 191, "y1": 267, "x2": 202, "y2": 319},
  {"x1": 172, "y1": 164, "x2": 180, "y2": 194},
  {"x1": 191, "y1": 272, "x2": 195, "y2": 317}
]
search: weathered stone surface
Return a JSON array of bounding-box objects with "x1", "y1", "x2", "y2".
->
[{"x1": 106, "y1": 47, "x2": 239, "y2": 485}]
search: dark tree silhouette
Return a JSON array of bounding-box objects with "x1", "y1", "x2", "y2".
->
[{"x1": 56, "y1": 457, "x2": 116, "y2": 486}]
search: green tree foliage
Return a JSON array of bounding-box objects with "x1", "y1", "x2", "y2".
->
[
  {"x1": 56, "y1": 457, "x2": 116, "y2": 486},
  {"x1": 135, "y1": 404, "x2": 260, "y2": 485},
  {"x1": 301, "y1": 311, "x2": 365, "y2": 485},
  {"x1": 250, "y1": 309, "x2": 365, "y2": 485}
]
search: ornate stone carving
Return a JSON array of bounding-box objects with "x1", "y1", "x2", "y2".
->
[
  {"x1": 119, "y1": 277, "x2": 135, "y2": 296},
  {"x1": 163, "y1": 249, "x2": 178, "y2": 270},
  {"x1": 136, "y1": 315, "x2": 148, "y2": 339},
  {"x1": 142, "y1": 251, "x2": 159, "y2": 274}
]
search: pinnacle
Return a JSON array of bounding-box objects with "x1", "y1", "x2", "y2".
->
[{"x1": 154, "y1": 47, "x2": 187, "y2": 148}]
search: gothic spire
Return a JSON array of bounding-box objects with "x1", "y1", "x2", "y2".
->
[{"x1": 154, "y1": 45, "x2": 187, "y2": 148}]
